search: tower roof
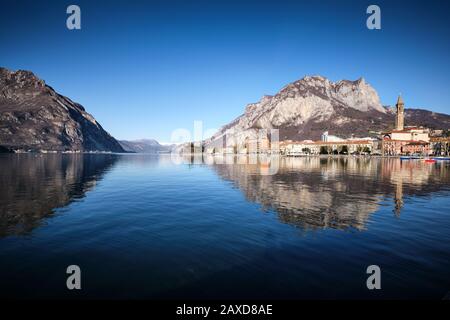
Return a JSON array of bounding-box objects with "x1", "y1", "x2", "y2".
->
[{"x1": 397, "y1": 95, "x2": 404, "y2": 105}]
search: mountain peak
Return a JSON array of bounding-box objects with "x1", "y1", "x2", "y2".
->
[
  {"x1": 296, "y1": 75, "x2": 366, "y2": 87},
  {"x1": 207, "y1": 76, "x2": 391, "y2": 145},
  {"x1": 301, "y1": 75, "x2": 329, "y2": 82},
  {"x1": 0, "y1": 67, "x2": 45, "y2": 89},
  {"x1": 272, "y1": 75, "x2": 385, "y2": 114}
]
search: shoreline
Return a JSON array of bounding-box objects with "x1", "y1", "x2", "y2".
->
[{"x1": 2, "y1": 151, "x2": 449, "y2": 160}]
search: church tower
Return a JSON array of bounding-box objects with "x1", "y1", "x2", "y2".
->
[{"x1": 395, "y1": 95, "x2": 405, "y2": 131}]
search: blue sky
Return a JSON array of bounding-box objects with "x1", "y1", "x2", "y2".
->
[{"x1": 1, "y1": 0, "x2": 449, "y2": 142}]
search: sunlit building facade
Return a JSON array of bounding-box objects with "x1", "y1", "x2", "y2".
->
[{"x1": 382, "y1": 96, "x2": 431, "y2": 156}]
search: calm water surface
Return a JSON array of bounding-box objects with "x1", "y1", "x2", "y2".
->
[{"x1": 0, "y1": 154, "x2": 449, "y2": 299}]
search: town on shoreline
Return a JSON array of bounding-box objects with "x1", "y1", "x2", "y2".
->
[{"x1": 179, "y1": 96, "x2": 450, "y2": 158}]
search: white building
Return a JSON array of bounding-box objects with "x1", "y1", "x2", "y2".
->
[{"x1": 321, "y1": 131, "x2": 345, "y2": 142}]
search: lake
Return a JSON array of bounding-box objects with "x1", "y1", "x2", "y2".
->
[{"x1": 0, "y1": 153, "x2": 449, "y2": 299}]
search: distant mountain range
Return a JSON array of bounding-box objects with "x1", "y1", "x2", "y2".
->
[
  {"x1": 0, "y1": 67, "x2": 124, "y2": 152},
  {"x1": 118, "y1": 139, "x2": 174, "y2": 153},
  {"x1": 206, "y1": 76, "x2": 450, "y2": 147}
]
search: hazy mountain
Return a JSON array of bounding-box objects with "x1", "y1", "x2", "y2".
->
[
  {"x1": 0, "y1": 67, "x2": 124, "y2": 152},
  {"x1": 206, "y1": 76, "x2": 450, "y2": 146},
  {"x1": 119, "y1": 139, "x2": 174, "y2": 153}
]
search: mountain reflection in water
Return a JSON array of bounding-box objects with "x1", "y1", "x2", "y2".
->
[
  {"x1": 205, "y1": 155, "x2": 450, "y2": 231},
  {"x1": 0, "y1": 154, "x2": 118, "y2": 237},
  {"x1": 1, "y1": 154, "x2": 450, "y2": 237},
  {"x1": 0, "y1": 154, "x2": 450, "y2": 299}
]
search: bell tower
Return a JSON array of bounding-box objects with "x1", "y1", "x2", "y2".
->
[{"x1": 395, "y1": 95, "x2": 404, "y2": 131}]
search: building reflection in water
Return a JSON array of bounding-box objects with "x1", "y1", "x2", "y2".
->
[
  {"x1": 204, "y1": 155, "x2": 450, "y2": 231},
  {"x1": 1, "y1": 153, "x2": 449, "y2": 237},
  {"x1": 0, "y1": 154, "x2": 118, "y2": 237}
]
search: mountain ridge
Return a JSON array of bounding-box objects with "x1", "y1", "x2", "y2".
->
[
  {"x1": 118, "y1": 139, "x2": 174, "y2": 153},
  {"x1": 206, "y1": 76, "x2": 450, "y2": 146}
]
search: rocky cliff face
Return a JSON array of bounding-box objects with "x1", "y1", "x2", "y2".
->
[
  {"x1": 206, "y1": 76, "x2": 450, "y2": 146},
  {"x1": 0, "y1": 67, "x2": 124, "y2": 152}
]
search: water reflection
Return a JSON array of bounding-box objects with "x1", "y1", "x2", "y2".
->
[
  {"x1": 0, "y1": 154, "x2": 118, "y2": 237},
  {"x1": 1, "y1": 154, "x2": 449, "y2": 237},
  {"x1": 206, "y1": 156, "x2": 450, "y2": 230}
]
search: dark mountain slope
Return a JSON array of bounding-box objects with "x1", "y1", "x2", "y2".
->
[{"x1": 0, "y1": 67, "x2": 124, "y2": 152}]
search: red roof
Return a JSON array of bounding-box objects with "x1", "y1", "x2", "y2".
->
[{"x1": 405, "y1": 141, "x2": 428, "y2": 146}]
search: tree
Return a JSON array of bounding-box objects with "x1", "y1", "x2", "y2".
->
[
  {"x1": 445, "y1": 142, "x2": 450, "y2": 156},
  {"x1": 302, "y1": 148, "x2": 311, "y2": 154}
]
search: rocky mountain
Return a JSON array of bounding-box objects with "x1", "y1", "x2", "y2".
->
[
  {"x1": 206, "y1": 76, "x2": 450, "y2": 147},
  {"x1": 119, "y1": 139, "x2": 174, "y2": 153},
  {"x1": 0, "y1": 67, "x2": 124, "y2": 152}
]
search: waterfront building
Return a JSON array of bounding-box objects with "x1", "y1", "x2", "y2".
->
[
  {"x1": 430, "y1": 137, "x2": 450, "y2": 156},
  {"x1": 382, "y1": 128, "x2": 431, "y2": 156}
]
